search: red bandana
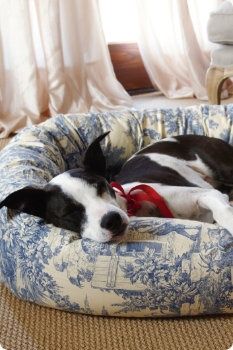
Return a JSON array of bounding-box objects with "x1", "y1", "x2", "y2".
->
[{"x1": 110, "y1": 182, "x2": 174, "y2": 218}]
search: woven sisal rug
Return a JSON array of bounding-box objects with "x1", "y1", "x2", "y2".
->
[
  {"x1": 0, "y1": 137, "x2": 233, "y2": 350},
  {"x1": 1, "y1": 283, "x2": 233, "y2": 350}
]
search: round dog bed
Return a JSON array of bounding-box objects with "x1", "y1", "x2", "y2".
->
[{"x1": 0, "y1": 105, "x2": 232, "y2": 317}]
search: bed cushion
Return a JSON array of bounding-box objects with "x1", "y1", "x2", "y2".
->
[{"x1": 0, "y1": 105, "x2": 232, "y2": 317}]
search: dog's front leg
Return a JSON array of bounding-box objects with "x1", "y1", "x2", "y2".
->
[{"x1": 197, "y1": 189, "x2": 233, "y2": 235}]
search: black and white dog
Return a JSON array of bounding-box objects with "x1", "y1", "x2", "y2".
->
[{"x1": 1, "y1": 132, "x2": 233, "y2": 242}]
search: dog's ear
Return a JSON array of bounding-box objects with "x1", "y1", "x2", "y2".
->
[
  {"x1": 83, "y1": 131, "x2": 110, "y2": 177},
  {"x1": 0, "y1": 186, "x2": 48, "y2": 219}
]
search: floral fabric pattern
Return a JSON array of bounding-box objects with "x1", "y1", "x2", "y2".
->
[{"x1": 0, "y1": 105, "x2": 232, "y2": 317}]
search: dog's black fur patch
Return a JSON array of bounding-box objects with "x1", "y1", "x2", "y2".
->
[
  {"x1": 115, "y1": 154, "x2": 196, "y2": 187},
  {"x1": 137, "y1": 135, "x2": 233, "y2": 186},
  {"x1": 44, "y1": 184, "x2": 87, "y2": 233},
  {"x1": 0, "y1": 184, "x2": 87, "y2": 234}
]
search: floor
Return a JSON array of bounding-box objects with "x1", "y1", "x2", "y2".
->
[
  {"x1": 132, "y1": 92, "x2": 233, "y2": 109},
  {"x1": 1, "y1": 283, "x2": 232, "y2": 350}
]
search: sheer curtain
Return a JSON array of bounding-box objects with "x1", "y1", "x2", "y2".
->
[
  {"x1": 136, "y1": 0, "x2": 221, "y2": 100},
  {"x1": 0, "y1": 0, "x2": 131, "y2": 138}
]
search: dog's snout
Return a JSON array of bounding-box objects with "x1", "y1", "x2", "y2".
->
[{"x1": 100, "y1": 211, "x2": 127, "y2": 235}]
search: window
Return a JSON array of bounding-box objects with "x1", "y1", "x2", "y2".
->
[{"x1": 99, "y1": 0, "x2": 154, "y2": 94}]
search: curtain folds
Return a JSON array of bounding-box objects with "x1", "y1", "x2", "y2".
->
[
  {"x1": 136, "y1": 0, "x2": 220, "y2": 100},
  {"x1": 0, "y1": 0, "x2": 225, "y2": 137},
  {"x1": 0, "y1": 0, "x2": 131, "y2": 138}
]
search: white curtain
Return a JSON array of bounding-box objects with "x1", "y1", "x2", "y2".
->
[
  {"x1": 0, "y1": 0, "x2": 131, "y2": 138},
  {"x1": 136, "y1": 0, "x2": 221, "y2": 100}
]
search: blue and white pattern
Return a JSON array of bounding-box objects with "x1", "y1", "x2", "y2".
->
[{"x1": 0, "y1": 105, "x2": 233, "y2": 317}]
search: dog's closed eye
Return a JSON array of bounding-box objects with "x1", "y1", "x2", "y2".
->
[
  {"x1": 96, "y1": 180, "x2": 108, "y2": 196},
  {"x1": 96, "y1": 181, "x2": 116, "y2": 199}
]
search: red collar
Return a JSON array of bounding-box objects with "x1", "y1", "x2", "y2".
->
[{"x1": 110, "y1": 182, "x2": 174, "y2": 218}]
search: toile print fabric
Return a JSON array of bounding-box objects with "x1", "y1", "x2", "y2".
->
[{"x1": 0, "y1": 104, "x2": 232, "y2": 317}]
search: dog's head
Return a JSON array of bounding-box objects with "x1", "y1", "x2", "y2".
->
[{"x1": 0, "y1": 132, "x2": 129, "y2": 242}]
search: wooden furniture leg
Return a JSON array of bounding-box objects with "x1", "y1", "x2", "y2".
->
[{"x1": 206, "y1": 66, "x2": 233, "y2": 105}]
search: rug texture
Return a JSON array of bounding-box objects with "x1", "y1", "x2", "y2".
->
[{"x1": 0, "y1": 284, "x2": 233, "y2": 350}]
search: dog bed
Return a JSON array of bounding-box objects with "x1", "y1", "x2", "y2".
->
[{"x1": 0, "y1": 105, "x2": 232, "y2": 317}]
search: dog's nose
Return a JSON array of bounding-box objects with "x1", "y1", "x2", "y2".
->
[{"x1": 100, "y1": 211, "x2": 127, "y2": 236}]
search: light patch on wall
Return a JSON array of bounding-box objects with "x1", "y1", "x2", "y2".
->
[{"x1": 99, "y1": 0, "x2": 138, "y2": 43}]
